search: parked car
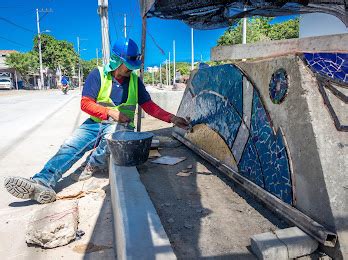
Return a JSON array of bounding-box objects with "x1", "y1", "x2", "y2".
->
[{"x1": 0, "y1": 78, "x2": 13, "y2": 90}]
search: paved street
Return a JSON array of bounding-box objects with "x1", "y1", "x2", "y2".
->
[
  {"x1": 0, "y1": 90, "x2": 115, "y2": 259},
  {"x1": 0, "y1": 90, "x2": 80, "y2": 159}
]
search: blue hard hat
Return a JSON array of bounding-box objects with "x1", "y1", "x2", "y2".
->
[{"x1": 111, "y1": 38, "x2": 142, "y2": 71}]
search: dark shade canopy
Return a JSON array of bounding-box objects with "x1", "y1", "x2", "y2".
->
[{"x1": 140, "y1": 0, "x2": 348, "y2": 29}]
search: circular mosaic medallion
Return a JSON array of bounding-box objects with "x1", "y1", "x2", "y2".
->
[{"x1": 269, "y1": 68, "x2": 288, "y2": 104}]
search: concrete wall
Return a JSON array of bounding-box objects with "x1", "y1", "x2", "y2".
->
[
  {"x1": 174, "y1": 55, "x2": 348, "y2": 258},
  {"x1": 146, "y1": 88, "x2": 184, "y2": 115},
  {"x1": 211, "y1": 33, "x2": 348, "y2": 61},
  {"x1": 237, "y1": 57, "x2": 347, "y2": 258},
  {"x1": 300, "y1": 13, "x2": 348, "y2": 38}
]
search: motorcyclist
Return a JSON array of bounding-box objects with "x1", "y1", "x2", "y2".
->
[{"x1": 61, "y1": 75, "x2": 69, "y2": 94}]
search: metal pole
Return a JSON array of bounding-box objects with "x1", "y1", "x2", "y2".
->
[
  {"x1": 96, "y1": 48, "x2": 99, "y2": 66},
  {"x1": 165, "y1": 59, "x2": 168, "y2": 86},
  {"x1": 14, "y1": 70, "x2": 18, "y2": 90},
  {"x1": 172, "y1": 131, "x2": 337, "y2": 247},
  {"x1": 36, "y1": 8, "x2": 44, "y2": 90},
  {"x1": 191, "y1": 28, "x2": 194, "y2": 70},
  {"x1": 173, "y1": 40, "x2": 175, "y2": 85},
  {"x1": 124, "y1": 13, "x2": 127, "y2": 38},
  {"x1": 98, "y1": 0, "x2": 110, "y2": 65},
  {"x1": 151, "y1": 70, "x2": 154, "y2": 86},
  {"x1": 159, "y1": 63, "x2": 162, "y2": 88},
  {"x1": 168, "y1": 52, "x2": 171, "y2": 86},
  {"x1": 137, "y1": 16, "x2": 147, "y2": 132},
  {"x1": 77, "y1": 37, "x2": 81, "y2": 89},
  {"x1": 242, "y1": 14, "x2": 247, "y2": 44}
]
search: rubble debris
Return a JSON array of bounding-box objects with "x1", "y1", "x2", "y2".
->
[
  {"x1": 76, "y1": 230, "x2": 85, "y2": 240},
  {"x1": 176, "y1": 171, "x2": 192, "y2": 177},
  {"x1": 149, "y1": 149, "x2": 161, "y2": 158},
  {"x1": 25, "y1": 200, "x2": 78, "y2": 248},
  {"x1": 184, "y1": 223, "x2": 193, "y2": 229},
  {"x1": 151, "y1": 139, "x2": 160, "y2": 149},
  {"x1": 151, "y1": 156, "x2": 186, "y2": 165}
]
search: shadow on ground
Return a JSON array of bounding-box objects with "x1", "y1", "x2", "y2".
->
[{"x1": 137, "y1": 127, "x2": 288, "y2": 259}]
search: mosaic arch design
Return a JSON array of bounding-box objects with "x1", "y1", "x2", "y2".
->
[
  {"x1": 302, "y1": 53, "x2": 348, "y2": 84},
  {"x1": 302, "y1": 53, "x2": 348, "y2": 132},
  {"x1": 176, "y1": 65, "x2": 293, "y2": 204},
  {"x1": 269, "y1": 68, "x2": 288, "y2": 104}
]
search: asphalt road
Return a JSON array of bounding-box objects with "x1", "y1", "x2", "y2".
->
[
  {"x1": 0, "y1": 90, "x2": 115, "y2": 259},
  {"x1": 0, "y1": 90, "x2": 79, "y2": 159}
]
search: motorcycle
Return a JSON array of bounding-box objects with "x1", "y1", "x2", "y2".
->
[{"x1": 62, "y1": 84, "x2": 69, "y2": 95}]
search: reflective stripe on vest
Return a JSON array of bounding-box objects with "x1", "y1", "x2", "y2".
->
[{"x1": 90, "y1": 66, "x2": 138, "y2": 127}]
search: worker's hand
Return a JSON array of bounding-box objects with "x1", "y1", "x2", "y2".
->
[
  {"x1": 107, "y1": 109, "x2": 130, "y2": 123},
  {"x1": 170, "y1": 115, "x2": 190, "y2": 129}
]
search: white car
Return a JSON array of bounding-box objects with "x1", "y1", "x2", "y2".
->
[{"x1": 0, "y1": 78, "x2": 13, "y2": 90}]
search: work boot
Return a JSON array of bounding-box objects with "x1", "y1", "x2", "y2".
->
[
  {"x1": 4, "y1": 177, "x2": 56, "y2": 204},
  {"x1": 70, "y1": 163, "x2": 106, "y2": 182}
]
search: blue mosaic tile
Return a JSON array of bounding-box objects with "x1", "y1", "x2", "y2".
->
[
  {"x1": 269, "y1": 68, "x2": 288, "y2": 104},
  {"x1": 190, "y1": 92, "x2": 242, "y2": 148},
  {"x1": 238, "y1": 137, "x2": 264, "y2": 188},
  {"x1": 303, "y1": 52, "x2": 348, "y2": 84},
  {"x1": 176, "y1": 65, "x2": 293, "y2": 204},
  {"x1": 250, "y1": 90, "x2": 292, "y2": 203},
  {"x1": 191, "y1": 64, "x2": 243, "y2": 115}
]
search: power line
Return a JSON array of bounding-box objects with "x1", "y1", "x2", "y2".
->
[
  {"x1": 0, "y1": 36, "x2": 30, "y2": 48},
  {"x1": 0, "y1": 5, "x2": 26, "y2": 9},
  {"x1": 0, "y1": 16, "x2": 35, "y2": 33}
]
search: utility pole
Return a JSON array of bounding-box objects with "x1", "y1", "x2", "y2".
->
[
  {"x1": 173, "y1": 40, "x2": 176, "y2": 85},
  {"x1": 36, "y1": 8, "x2": 52, "y2": 89},
  {"x1": 242, "y1": 16, "x2": 247, "y2": 44},
  {"x1": 98, "y1": 0, "x2": 110, "y2": 65},
  {"x1": 168, "y1": 52, "x2": 171, "y2": 86},
  {"x1": 191, "y1": 28, "x2": 194, "y2": 70},
  {"x1": 151, "y1": 70, "x2": 154, "y2": 86},
  {"x1": 165, "y1": 59, "x2": 168, "y2": 86},
  {"x1": 77, "y1": 37, "x2": 81, "y2": 89},
  {"x1": 36, "y1": 9, "x2": 43, "y2": 90},
  {"x1": 124, "y1": 13, "x2": 127, "y2": 38},
  {"x1": 159, "y1": 63, "x2": 162, "y2": 88},
  {"x1": 96, "y1": 48, "x2": 99, "y2": 66}
]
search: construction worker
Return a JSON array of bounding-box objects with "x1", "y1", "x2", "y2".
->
[{"x1": 4, "y1": 38, "x2": 189, "y2": 204}]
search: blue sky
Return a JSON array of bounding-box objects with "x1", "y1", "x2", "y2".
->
[{"x1": 0, "y1": 0, "x2": 295, "y2": 67}]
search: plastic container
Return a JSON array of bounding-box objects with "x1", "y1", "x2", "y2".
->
[{"x1": 106, "y1": 131, "x2": 154, "y2": 167}]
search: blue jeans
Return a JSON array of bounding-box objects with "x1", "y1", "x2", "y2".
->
[{"x1": 32, "y1": 118, "x2": 129, "y2": 188}]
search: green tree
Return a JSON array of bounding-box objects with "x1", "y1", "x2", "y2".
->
[
  {"x1": 217, "y1": 17, "x2": 299, "y2": 46},
  {"x1": 5, "y1": 51, "x2": 39, "y2": 82},
  {"x1": 33, "y1": 34, "x2": 79, "y2": 77},
  {"x1": 81, "y1": 58, "x2": 102, "y2": 79}
]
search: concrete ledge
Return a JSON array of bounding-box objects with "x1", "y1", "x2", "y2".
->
[
  {"x1": 251, "y1": 227, "x2": 319, "y2": 260},
  {"x1": 211, "y1": 33, "x2": 348, "y2": 61},
  {"x1": 109, "y1": 156, "x2": 176, "y2": 260}
]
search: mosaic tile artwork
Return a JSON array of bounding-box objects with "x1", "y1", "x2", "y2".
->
[
  {"x1": 176, "y1": 64, "x2": 293, "y2": 204},
  {"x1": 269, "y1": 68, "x2": 288, "y2": 104},
  {"x1": 303, "y1": 53, "x2": 348, "y2": 84},
  {"x1": 301, "y1": 53, "x2": 348, "y2": 132}
]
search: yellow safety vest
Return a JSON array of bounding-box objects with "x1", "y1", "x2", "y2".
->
[{"x1": 90, "y1": 66, "x2": 138, "y2": 127}]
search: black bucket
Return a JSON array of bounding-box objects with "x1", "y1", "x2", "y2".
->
[{"x1": 106, "y1": 131, "x2": 154, "y2": 167}]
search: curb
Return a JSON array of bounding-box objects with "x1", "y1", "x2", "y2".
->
[{"x1": 109, "y1": 156, "x2": 176, "y2": 259}]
